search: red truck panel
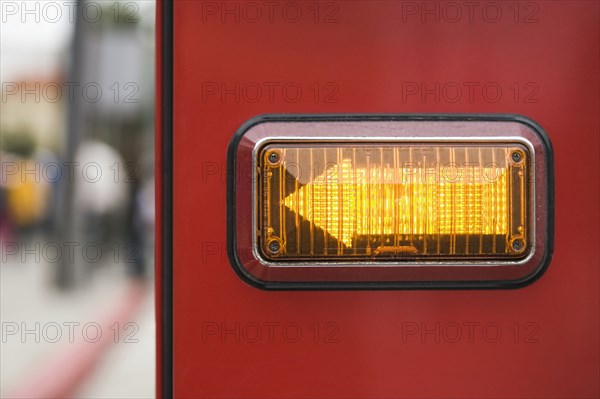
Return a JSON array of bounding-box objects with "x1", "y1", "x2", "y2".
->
[{"x1": 157, "y1": 1, "x2": 600, "y2": 397}]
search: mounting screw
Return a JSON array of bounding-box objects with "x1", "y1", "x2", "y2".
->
[
  {"x1": 268, "y1": 151, "x2": 280, "y2": 165},
  {"x1": 511, "y1": 151, "x2": 523, "y2": 163},
  {"x1": 511, "y1": 238, "x2": 525, "y2": 252},
  {"x1": 268, "y1": 240, "x2": 281, "y2": 254}
]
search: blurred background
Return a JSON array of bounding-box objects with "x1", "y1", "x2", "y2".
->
[{"x1": 1, "y1": 1, "x2": 156, "y2": 397}]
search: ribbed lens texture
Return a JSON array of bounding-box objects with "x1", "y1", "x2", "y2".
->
[{"x1": 260, "y1": 143, "x2": 528, "y2": 260}]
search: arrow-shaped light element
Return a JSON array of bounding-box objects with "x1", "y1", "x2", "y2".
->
[{"x1": 283, "y1": 158, "x2": 508, "y2": 247}]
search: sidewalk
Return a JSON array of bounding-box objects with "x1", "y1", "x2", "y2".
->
[
  {"x1": 75, "y1": 285, "x2": 155, "y2": 398},
  {"x1": 1, "y1": 253, "x2": 154, "y2": 398}
]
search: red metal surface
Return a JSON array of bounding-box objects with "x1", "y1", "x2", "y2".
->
[{"x1": 157, "y1": 1, "x2": 600, "y2": 398}]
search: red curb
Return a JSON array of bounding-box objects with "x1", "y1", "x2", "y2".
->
[{"x1": 7, "y1": 280, "x2": 148, "y2": 399}]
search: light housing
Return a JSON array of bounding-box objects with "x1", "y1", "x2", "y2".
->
[{"x1": 227, "y1": 115, "x2": 553, "y2": 289}]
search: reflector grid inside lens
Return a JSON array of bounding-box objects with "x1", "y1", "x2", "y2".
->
[{"x1": 259, "y1": 143, "x2": 528, "y2": 260}]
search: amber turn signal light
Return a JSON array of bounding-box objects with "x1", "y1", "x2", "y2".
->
[{"x1": 227, "y1": 115, "x2": 553, "y2": 289}]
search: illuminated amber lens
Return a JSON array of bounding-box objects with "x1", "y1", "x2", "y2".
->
[{"x1": 259, "y1": 143, "x2": 528, "y2": 260}]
